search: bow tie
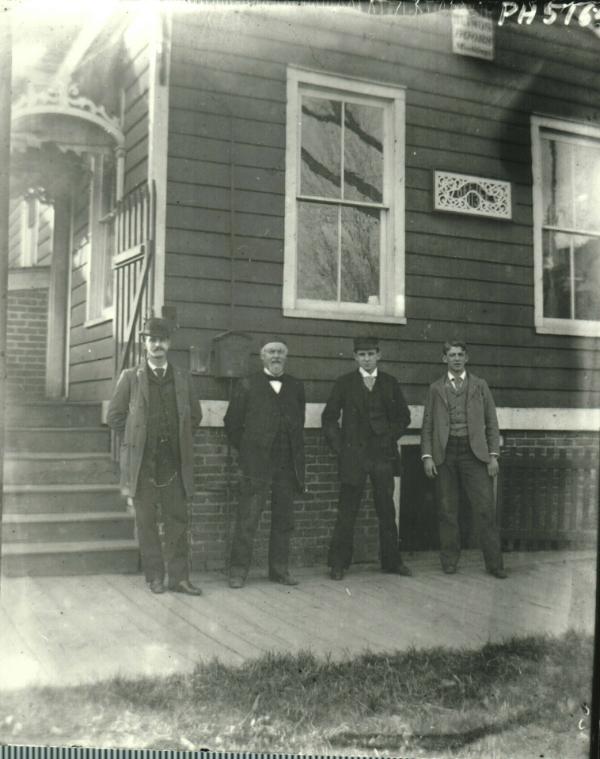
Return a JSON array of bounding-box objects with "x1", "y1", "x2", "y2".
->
[{"x1": 154, "y1": 367, "x2": 165, "y2": 379}]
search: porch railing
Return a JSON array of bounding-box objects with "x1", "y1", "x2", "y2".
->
[{"x1": 112, "y1": 181, "x2": 156, "y2": 379}]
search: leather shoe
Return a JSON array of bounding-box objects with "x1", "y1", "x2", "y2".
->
[
  {"x1": 442, "y1": 565, "x2": 457, "y2": 575},
  {"x1": 489, "y1": 568, "x2": 508, "y2": 579},
  {"x1": 149, "y1": 578, "x2": 165, "y2": 594},
  {"x1": 229, "y1": 576, "x2": 245, "y2": 589},
  {"x1": 269, "y1": 572, "x2": 299, "y2": 586},
  {"x1": 169, "y1": 580, "x2": 203, "y2": 596},
  {"x1": 330, "y1": 566, "x2": 345, "y2": 581},
  {"x1": 386, "y1": 563, "x2": 413, "y2": 577}
]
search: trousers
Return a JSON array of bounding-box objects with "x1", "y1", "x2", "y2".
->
[
  {"x1": 328, "y1": 458, "x2": 402, "y2": 571},
  {"x1": 229, "y1": 465, "x2": 297, "y2": 579},
  {"x1": 133, "y1": 459, "x2": 189, "y2": 585},
  {"x1": 435, "y1": 436, "x2": 503, "y2": 571}
]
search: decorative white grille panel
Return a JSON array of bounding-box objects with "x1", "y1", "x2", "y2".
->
[{"x1": 434, "y1": 171, "x2": 512, "y2": 220}]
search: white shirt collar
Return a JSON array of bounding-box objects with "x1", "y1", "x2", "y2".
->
[
  {"x1": 147, "y1": 359, "x2": 168, "y2": 373},
  {"x1": 264, "y1": 368, "x2": 284, "y2": 379},
  {"x1": 447, "y1": 371, "x2": 466, "y2": 382},
  {"x1": 359, "y1": 367, "x2": 378, "y2": 378}
]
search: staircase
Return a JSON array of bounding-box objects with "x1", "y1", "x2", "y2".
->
[{"x1": 2, "y1": 401, "x2": 139, "y2": 576}]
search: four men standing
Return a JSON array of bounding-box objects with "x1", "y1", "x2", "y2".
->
[{"x1": 108, "y1": 329, "x2": 505, "y2": 590}]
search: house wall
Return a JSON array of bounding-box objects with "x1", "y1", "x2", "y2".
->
[
  {"x1": 162, "y1": 8, "x2": 599, "y2": 569},
  {"x1": 67, "y1": 31, "x2": 151, "y2": 402},
  {"x1": 165, "y1": 7, "x2": 600, "y2": 409}
]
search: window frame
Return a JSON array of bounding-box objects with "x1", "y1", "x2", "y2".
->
[
  {"x1": 531, "y1": 114, "x2": 600, "y2": 337},
  {"x1": 283, "y1": 66, "x2": 406, "y2": 324},
  {"x1": 86, "y1": 151, "x2": 120, "y2": 326}
]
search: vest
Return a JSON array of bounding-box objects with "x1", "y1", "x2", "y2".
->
[
  {"x1": 145, "y1": 365, "x2": 181, "y2": 483},
  {"x1": 445, "y1": 377, "x2": 468, "y2": 437},
  {"x1": 269, "y1": 382, "x2": 294, "y2": 472}
]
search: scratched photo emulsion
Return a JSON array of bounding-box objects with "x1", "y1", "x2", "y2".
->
[{"x1": 0, "y1": 2, "x2": 598, "y2": 759}]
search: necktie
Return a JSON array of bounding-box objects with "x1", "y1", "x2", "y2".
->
[
  {"x1": 363, "y1": 375, "x2": 376, "y2": 391},
  {"x1": 155, "y1": 368, "x2": 165, "y2": 379},
  {"x1": 453, "y1": 376, "x2": 463, "y2": 391}
]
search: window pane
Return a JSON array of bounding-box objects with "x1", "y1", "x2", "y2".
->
[
  {"x1": 344, "y1": 103, "x2": 383, "y2": 204},
  {"x1": 297, "y1": 201, "x2": 338, "y2": 300},
  {"x1": 541, "y1": 138, "x2": 573, "y2": 228},
  {"x1": 543, "y1": 230, "x2": 571, "y2": 318},
  {"x1": 300, "y1": 96, "x2": 341, "y2": 199},
  {"x1": 573, "y1": 143, "x2": 600, "y2": 233},
  {"x1": 574, "y1": 235, "x2": 600, "y2": 321},
  {"x1": 340, "y1": 206, "x2": 380, "y2": 303}
]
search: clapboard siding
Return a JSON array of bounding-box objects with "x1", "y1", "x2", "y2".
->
[{"x1": 164, "y1": 9, "x2": 600, "y2": 409}]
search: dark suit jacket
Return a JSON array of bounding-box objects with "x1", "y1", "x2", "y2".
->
[
  {"x1": 106, "y1": 362, "x2": 202, "y2": 498},
  {"x1": 224, "y1": 371, "x2": 305, "y2": 490},
  {"x1": 322, "y1": 370, "x2": 411, "y2": 484},
  {"x1": 421, "y1": 372, "x2": 500, "y2": 465}
]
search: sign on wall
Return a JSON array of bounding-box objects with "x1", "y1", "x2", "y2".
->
[
  {"x1": 451, "y1": 8, "x2": 495, "y2": 61},
  {"x1": 434, "y1": 171, "x2": 512, "y2": 220}
]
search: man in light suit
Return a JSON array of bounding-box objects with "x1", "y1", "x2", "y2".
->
[
  {"x1": 421, "y1": 341, "x2": 506, "y2": 578},
  {"x1": 224, "y1": 338, "x2": 305, "y2": 589},
  {"x1": 323, "y1": 336, "x2": 412, "y2": 581},
  {"x1": 107, "y1": 317, "x2": 203, "y2": 595}
]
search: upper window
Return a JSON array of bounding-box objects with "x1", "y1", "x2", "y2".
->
[
  {"x1": 13, "y1": 191, "x2": 54, "y2": 268},
  {"x1": 532, "y1": 116, "x2": 600, "y2": 337},
  {"x1": 283, "y1": 67, "x2": 406, "y2": 323}
]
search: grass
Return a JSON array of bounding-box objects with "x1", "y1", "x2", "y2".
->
[{"x1": 1, "y1": 630, "x2": 593, "y2": 758}]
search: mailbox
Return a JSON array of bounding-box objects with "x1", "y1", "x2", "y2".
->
[{"x1": 211, "y1": 330, "x2": 253, "y2": 378}]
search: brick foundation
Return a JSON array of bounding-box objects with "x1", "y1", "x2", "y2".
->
[
  {"x1": 7, "y1": 289, "x2": 48, "y2": 401},
  {"x1": 189, "y1": 427, "x2": 599, "y2": 571}
]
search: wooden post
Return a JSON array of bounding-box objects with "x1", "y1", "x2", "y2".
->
[
  {"x1": 45, "y1": 191, "x2": 71, "y2": 398},
  {"x1": 0, "y1": 13, "x2": 12, "y2": 572}
]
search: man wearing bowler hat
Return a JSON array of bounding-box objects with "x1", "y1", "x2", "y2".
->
[
  {"x1": 224, "y1": 337, "x2": 305, "y2": 588},
  {"x1": 107, "y1": 317, "x2": 203, "y2": 595},
  {"x1": 323, "y1": 337, "x2": 412, "y2": 580}
]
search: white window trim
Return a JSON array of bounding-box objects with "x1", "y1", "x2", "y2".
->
[
  {"x1": 86, "y1": 151, "x2": 122, "y2": 326},
  {"x1": 20, "y1": 196, "x2": 39, "y2": 267},
  {"x1": 283, "y1": 66, "x2": 406, "y2": 324},
  {"x1": 531, "y1": 114, "x2": 600, "y2": 338}
]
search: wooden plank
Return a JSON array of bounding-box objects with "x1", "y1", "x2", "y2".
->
[
  {"x1": 169, "y1": 132, "x2": 284, "y2": 171},
  {"x1": 124, "y1": 113, "x2": 148, "y2": 151},
  {"x1": 167, "y1": 158, "x2": 283, "y2": 195},
  {"x1": 69, "y1": 319, "x2": 113, "y2": 348},
  {"x1": 68, "y1": 379, "x2": 115, "y2": 402},
  {"x1": 69, "y1": 357, "x2": 114, "y2": 384},
  {"x1": 124, "y1": 91, "x2": 150, "y2": 133},
  {"x1": 170, "y1": 84, "x2": 285, "y2": 125},
  {"x1": 124, "y1": 159, "x2": 148, "y2": 193},
  {"x1": 165, "y1": 229, "x2": 283, "y2": 262},
  {"x1": 125, "y1": 136, "x2": 149, "y2": 175},
  {"x1": 406, "y1": 232, "x2": 531, "y2": 268},
  {"x1": 167, "y1": 205, "x2": 284, "y2": 240},
  {"x1": 70, "y1": 336, "x2": 114, "y2": 364},
  {"x1": 170, "y1": 109, "x2": 285, "y2": 149}
]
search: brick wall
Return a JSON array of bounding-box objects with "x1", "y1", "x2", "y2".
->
[
  {"x1": 190, "y1": 428, "x2": 381, "y2": 572},
  {"x1": 189, "y1": 427, "x2": 599, "y2": 570},
  {"x1": 7, "y1": 288, "x2": 48, "y2": 401}
]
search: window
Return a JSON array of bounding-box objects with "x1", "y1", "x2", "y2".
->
[
  {"x1": 532, "y1": 116, "x2": 600, "y2": 337},
  {"x1": 18, "y1": 191, "x2": 54, "y2": 268},
  {"x1": 87, "y1": 152, "x2": 117, "y2": 323},
  {"x1": 283, "y1": 67, "x2": 406, "y2": 323}
]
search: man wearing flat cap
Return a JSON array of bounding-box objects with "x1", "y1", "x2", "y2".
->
[
  {"x1": 323, "y1": 337, "x2": 412, "y2": 580},
  {"x1": 224, "y1": 337, "x2": 305, "y2": 588},
  {"x1": 107, "y1": 317, "x2": 203, "y2": 595}
]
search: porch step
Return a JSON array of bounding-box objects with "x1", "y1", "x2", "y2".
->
[
  {"x1": 3, "y1": 484, "x2": 124, "y2": 514},
  {"x1": 1, "y1": 540, "x2": 140, "y2": 577},
  {"x1": 6, "y1": 427, "x2": 110, "y2": 453},
  {"x1": 4, "y1": 452, "x2": 119, "y2": 485},
  {"x1": 4, "y1": 401, "x2": 102, "y2": 428},
  {"x1": 2, "y1": 512, "x2": 135, "y2": 544}
]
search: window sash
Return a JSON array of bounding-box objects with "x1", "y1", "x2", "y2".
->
[
  {"x1": 284, "y1": 66, "x2": 405, "y2": 323},
  {"x1": 532, "y1": 115, "x2": 600, "y2": 337}
]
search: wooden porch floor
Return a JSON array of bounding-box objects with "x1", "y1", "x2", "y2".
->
[{"x1": 0, "y1": 550, "x2": 595, "y2": 690}]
